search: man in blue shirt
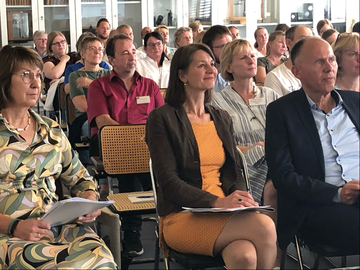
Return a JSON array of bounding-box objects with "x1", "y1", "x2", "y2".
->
[{"x1": 265, "y1": 37, "x2": 359, "y2": 254}]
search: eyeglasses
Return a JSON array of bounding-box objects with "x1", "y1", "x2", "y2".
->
[
  {"x1": 37, "y1": 38, "x2": 47, "y2": 42},
  {"x1": 52, "y1": 39, "x2": 66, "y2": 46},
  {"x1": 87, "y1": 46, "x2": 105, "y2": 54},
  {"x1": 13, "y1": 71, "x2": 44, "y2": 83},
  {"x1": 147, "y1": 41, "x2": 163, "y2": 48},
  {"x1": 334, "y1": 32, "x2": 352, "y2": 46}
]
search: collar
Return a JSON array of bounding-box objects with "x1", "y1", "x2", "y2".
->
[{"x1": 305, "y1": 89, "x2": 343, "y2": 111}]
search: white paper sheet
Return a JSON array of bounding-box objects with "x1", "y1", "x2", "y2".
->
[
  {"x1": 182, "y1": 205, "x2": 275, "y2": 213},
  {"x1": 41, "y1": 197, "x2": 114, "y2": 226}
]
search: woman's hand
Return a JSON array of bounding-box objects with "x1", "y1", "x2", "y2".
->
[
  {"x1": 13, "y1": 220, "x2": 50, "y2": 241},
  {"x1": 77, "y1": 191, "x2": 101, "y2": 223},
  {"x1": 212, "y1": 190, "x2": 259, "y2": 208},
  {"x1": 76, "y1": 77, "x2": 93, "y2": 88}
]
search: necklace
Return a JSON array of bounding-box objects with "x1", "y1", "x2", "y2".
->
[{"x1": 3, "y1": 111, "x2": 31, "y2": 131}]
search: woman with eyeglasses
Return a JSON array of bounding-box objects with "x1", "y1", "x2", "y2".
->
[
  {"x1": 332, "y1": 32, "x2": 359, "y2": 92},
  {"x1": 0, "y1": 45, "x2": 116, "y2": 269},
  {"x1": 42, "y1": 31, "x2": 81, "y2": 92},
  {"x1": 69, "y1": 36, "x2": 110, "y2": 165},
  {"x1": 154, "y1": 25, "x2": 177, "y2": 60},
  {"x1": 136, "y1": 32, "x2": 171, "y2": 88},
  {"x1": 210, "y1": 39, "x2": 281, "y2": 267}
]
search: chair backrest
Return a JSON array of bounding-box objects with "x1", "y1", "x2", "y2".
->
[
  {"x1": 66, "y1": 94, "x2": 76, "y2": 126},
  {"x1": 99, "y1": 125, "x2": 150, "y2": 175},
  {"x1": 58, "y1": 82, "x2": 66, "y2": 111}
]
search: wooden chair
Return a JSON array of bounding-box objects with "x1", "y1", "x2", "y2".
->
[
  {"x1": 149, "y1": 148, "x2": 250, "y2": 270},
  {"x1": 92, "y1": 124, "x2": 157, "y2": 264}
]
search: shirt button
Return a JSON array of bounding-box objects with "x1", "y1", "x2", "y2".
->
[
  {"x1": 330, "y1": 129, "x2": 333, "y2": 132},
  {"x1": 194, "y1": 161, "x2": 198, "y2": 164}
]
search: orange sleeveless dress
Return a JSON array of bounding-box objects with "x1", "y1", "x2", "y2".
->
[{"x1": 162, "y1": 121, "x2": 235, "y2": 256}]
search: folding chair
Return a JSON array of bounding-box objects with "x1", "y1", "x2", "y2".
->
[
  {"x1": 149, "y1": 147, "x2": 250, "y2": 270},
  {"x1": 91, "y1": 124, "x2": 157, "y2": 264},
  {"x1": 281, "y1": 234, "x2": 357, "y2": 270}
]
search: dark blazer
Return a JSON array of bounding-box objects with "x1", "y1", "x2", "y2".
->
[
  {"x1": 265, "y1": 89, "x2": 360, "y2": 249},
  {"x1": 145, "y1": 103, "x2": 247, "y2": 216}
]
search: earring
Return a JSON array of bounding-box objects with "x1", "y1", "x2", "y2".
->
[{"x1": 184, "y1": 81, "x2": 187, "y2": 86}]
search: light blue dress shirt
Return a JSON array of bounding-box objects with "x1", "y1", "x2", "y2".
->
[{"x1": 306, "y1": 90, "x2": 360, "y2": 202}]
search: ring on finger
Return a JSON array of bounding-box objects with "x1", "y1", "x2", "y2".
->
[
  {"x1": 237, "y1": 198, "x2": 242, "y2": 203},
  {"x1": 37, "y1": 233, "x2": 40, "y2": 238}
]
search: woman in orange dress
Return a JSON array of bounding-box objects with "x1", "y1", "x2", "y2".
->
[{"x1": 145, "y1": 44, "x2": 277, "y2": 269}]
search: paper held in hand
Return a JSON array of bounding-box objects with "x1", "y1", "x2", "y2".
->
[
  {"x1": 182, "y1": 205, "x2": 275, "y2": 213},
  {"x1": 41, "y1": 197, "x2": 114, "y2": 226}
]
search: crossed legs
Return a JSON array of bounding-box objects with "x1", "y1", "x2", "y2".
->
[{"x1": 213, "y1": 211, "x2": 277, "y2": 269}]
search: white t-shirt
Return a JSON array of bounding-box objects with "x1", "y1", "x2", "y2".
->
[
  {"x1": 136, "y1": 55, "x2": 170, "y2": 88},
  {"x1": 264, "y1": 62, "x2": 302, "y2": 97}
]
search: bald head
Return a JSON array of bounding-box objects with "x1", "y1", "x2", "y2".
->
[
  {"x1": 287, "y1": 26, "x2": 313, "y2": 52},
  {"x1": 141, "y1": 27, "x2": 152, "y2": 39}
]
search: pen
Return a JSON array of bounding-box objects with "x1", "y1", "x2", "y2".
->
[{"x1": 136, "y1": 196, "x2": 154, "y2": 199}]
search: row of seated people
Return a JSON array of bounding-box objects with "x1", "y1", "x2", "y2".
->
[
  {"x1": 0, "y1": 20, "x2": 358, "y2": 269},
  {"x1": 53, "y1": 22, "x2": 359, "y2": 263}
]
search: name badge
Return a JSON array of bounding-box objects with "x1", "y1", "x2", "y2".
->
[{"x1": 136, "y1": 96, "x2": 150, "y2": 104}]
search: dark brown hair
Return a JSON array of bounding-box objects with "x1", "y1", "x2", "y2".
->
[
  {"x1": 165, "y1": 44, "x2": 214, "y2": 107},
  {"x1": 0, "y1": 45, "x2": 43, "y2": 110}
]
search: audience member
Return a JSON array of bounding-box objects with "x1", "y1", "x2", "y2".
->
[
  {"x1": 33, "y1": 30, "x2": 47, "y2": 58},
  {"x1": 255, "y1": 30, "x2": 286, "y2": 86},
  {"x1": 0, "y1": 45, "x2": 116, "y2": 269},
  {"x1": 202, "y1": 25, "x2": 232, "y2": 93},
  {"x1": 275, "y1": 23, "x2": 290, "y2": 32},
  {"x1": 317, "y1": 19, "x2": 333, "y2": 36},
  {"x1": 42, "y1": 31, "x2": 81, "y2": 92},
  {"x1": 264, "y1": 26, "x2": 312, "y2": 96},
  {"x1": 117, "y1": 24, "x2": 143, "y2": 57},
  {"x1": 254, "y1": 27, "x2": 268, "y2": 58},
  {"x1": 138, "y1": 26, "x2": 152, "y2": 53},
  {"x1": 194, "y1": 30, "x2": 206, "y2": 44},
  {"x1": 68, "y1": 36, "x2": 110, "y2": 164},
  {"x1": 211, "y1": 39, "x2": 279, "y2": 206},
  {"x1": 322, "y1": 28, "x2": 339, "y2": 44},
  {"x1": 145, "y1": 43, "x2": 277, "y2": 269},
  {"x1": 353, "y1": 21, "x2": 360, "y2": 33},
  {"x1": 136, "y1": 32, "x2": 171, "y2": 88},
  {"x1": 64, "y1": 32, "x2": 110, "y2": 95},
  {"x1": 266, "y1": 36, "x2": 359, "y2": 255},
  {"x1": 95, "y1": 18, "x2": 111, "y2": 47},
  {"x1": 87, "y1": 34, "x2": 164, "y2": 256},
  {"x1": 189, "y1": 21, "x2": 203, "y2": 40},
  {"x1": 174, "y1": 27, "x2": 193, "y2": 48},
  {"x1": 228, "y1": 26, "x2": 240, "y2": 40},
  {"x1": 332, "y1": 32, "x2": 359, "y2": 92},
  {"x1": 154, "y1": 25, "x2": 176, "y2": 60}
]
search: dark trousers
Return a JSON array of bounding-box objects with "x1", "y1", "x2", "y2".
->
[
  {"x1": 117, "y1": 173, "x2": 152, "y2": 231},
  {"x1": 299, "y1": 199, "x2": 359, "y2": 254}
]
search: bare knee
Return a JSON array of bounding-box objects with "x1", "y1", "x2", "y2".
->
[
  {"x1": 222, "y1": 240, "x2": 257, "y2": 269},
  {"x1": 255, "y1": 214, "x2": 277, "y2": 245}
]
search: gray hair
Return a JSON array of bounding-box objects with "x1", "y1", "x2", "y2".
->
[{"x1": 33, "y1": 30, "x2": 47, "y2": 40}]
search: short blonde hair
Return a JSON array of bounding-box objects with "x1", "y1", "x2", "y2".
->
[
  {"x1": 174, "y1": 27, "x2": 192, "y2": 48},
  {"x1": 46, "y1": 31, "x2": 68, "y2": 56},
  {"x1": 332, "y1": 32, "x2": 360, "y2": 77},
  {"x1": 220, "y1": 39, "x2": 254, "y2": 82},
  {"x1": 154, "y1": 24, "x2": 169, "y2": 32},
  {"x1": 189, "y1": 21, "x2": 202, "y2": 32}
]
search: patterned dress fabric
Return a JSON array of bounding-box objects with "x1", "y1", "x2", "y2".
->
[
  {"x1": 162, "y1": 121, "x2": 234, "y2": 256},
  {"x1": 211, "y1": 84, "x2": 279, "y2": 203},
  {"x1": 0, "y1": 110, "x2": 116, "y2": 269}
]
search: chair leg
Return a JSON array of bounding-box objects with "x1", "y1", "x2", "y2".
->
[
  {"x1": 294, "y1": 235, "x2": 304, "y2": 270},
  {"x1": 341, "y1": 256, "x2": 347, "y2": 267},
  {"x1": 154, "y1": 226, "x2": 160, "y2": 270},
  {"x1": 312, "y1": 254, "x2": 320, "y2": 269},
  {"x1": 164, "y1": 257, "x2": 170, "y2": 270},
  {"x1": 280, "y1": 249, "x2": 287, "y2": 270}
]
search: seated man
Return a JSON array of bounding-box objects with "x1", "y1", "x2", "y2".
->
[
  {"x1": 265, "y1": 36, "x2": 359, "y2": 254},
  {"x1": 87, "y1": 34, "x2": 164, "y2": 256}
]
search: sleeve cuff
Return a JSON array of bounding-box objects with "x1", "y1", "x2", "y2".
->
[{"x1": 332, "y1": 188, "x2": 342, "y2": 203}]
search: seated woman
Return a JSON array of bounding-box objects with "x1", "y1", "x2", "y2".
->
[
  {"x1": 136, "y1": 32, "x2": 171, "y2": 88},
  {"x1": 69, "y1": 36, "x2": 110, "y2": 164},
  {"x1": 64, "y1": 32, "x2": 111, "y2": 94},
  {"x1": 253, "y1": 27, "x2": 268, "y2": 58},
  {"x1": 317, "y1": 19, "x2": 333, "y2": 36},
  {"x1": 42, "y1": 31, "x2": 81, "y2": 92},
  {"x1": 332, "y1": 32, "x2": 359, "y2": 92},
  {"x1": 0, "y1": 45, "x2": 116, "y2": 269},
  {"x1": 322, "y1": 28, "x2": 339, "y2": 45},
  {"x1": 145, "y1": 44, "x2": 277, "y2": 269},
  {"x1": 154, "y1": 25, "x2": 177, "y2": 60},
  {"x1": 174, "y1": 27, "x2": 193, "y2": 48},
  {"x1": 255, "y1": 30, "x2": 287, "y2": 86}
]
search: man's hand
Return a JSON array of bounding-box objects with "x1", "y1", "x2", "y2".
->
[{"x1": 340, "y1": 181, "x2": 360, "y2": 205}]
